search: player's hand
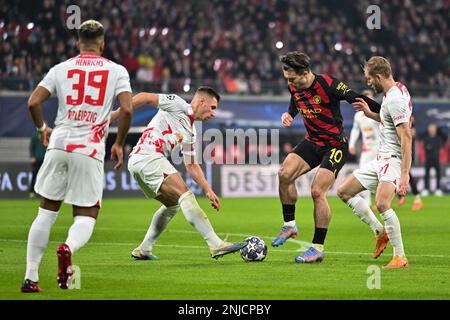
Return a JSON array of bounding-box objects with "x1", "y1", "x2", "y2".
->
[
  {"x1": 348, "y1": 146, "x2": 356, "y2": 155},
  {"x1": 281, "y1": 112, "x2": 293, "y2": 127},
  {"x1": 352, "y1": 98, "x2": 370, "y2": 115},
  {"x1": 397, "y1": 174, "x2": 410, "y2": 197},
  {"x1": 110, "y1": 143, "x2": 123, "y2": 171},
  {"x1": 39, "y1": 126, "x2": 52, "y2": 147},
  {"x1": 206, "y1": 190, "x2": 221, "y2": 211}
]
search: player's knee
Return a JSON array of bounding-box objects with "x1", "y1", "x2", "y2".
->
[
  {"x1": 278, "y1": 167, "x2": 294, "y2": 184},
  {"x1": 311, "y1": 186, "x2": 326, "y2": 200},
  {"x1": 336, "y1": 186, "x2": 349, "y2": 202},
  {"x1": 376, "y1": 200, "x2": 390, "y2": 213}
]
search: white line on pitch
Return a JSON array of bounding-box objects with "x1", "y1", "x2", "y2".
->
[{"x1": 0, "y1": 238, "x2": 446, "y2": 258}]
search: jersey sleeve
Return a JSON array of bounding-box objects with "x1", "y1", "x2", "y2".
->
[
  {"x1": 326, "y1": 76, "x2": 381, "y2": 113},
  {"x1": 115, "y1": 65, "x2": 132, "y2": 97},
  {"x1": 348, "y1": 113, "x2": 361, "y2": 148},
  {"x1": 181, "y1": 127, "x2": 196, "y2": 157},
  {"x1": 288, "y1": 96, "x2": 299, "y2": 118},
  {"x1": 38, "y1": 67, "x2": 57, "y2": 94},
  {"x1": 158, "y1": 94, "x2": 189, "y2": 113},
  {"x1": 387, "y1": 97, "x2": 411, "y2": 127}
]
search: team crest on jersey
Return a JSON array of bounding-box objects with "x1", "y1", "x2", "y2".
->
[{"x1": 313, "y1": 95, "x2": 322, "y2": 104}]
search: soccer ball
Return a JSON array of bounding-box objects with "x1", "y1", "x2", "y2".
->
[{"x1": 240, "y1": 236, "x2": 267, "y2": 262}]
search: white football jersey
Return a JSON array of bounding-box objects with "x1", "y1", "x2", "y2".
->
[
  {"x1": 378, "y1": 82, "x2": 412, "y2": 158},
  {"x1": 38, "y1": 53, "x2": 132, "y2": 162},
  {"x1": 129, "y1": 94, "x2": 196, "y2": 159},
  {"x1": 349, "y1": 111, "x2": 380, "y2": 153}
]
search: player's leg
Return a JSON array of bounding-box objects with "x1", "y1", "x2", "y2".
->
[
  {"x1": 434, "y1": 161, "x2": 443, "y2": 195},
  {"x1": 273, "y1": 140, "x2": 316, "y2": 247},
  {"x1": 55, "y1": 153, "x2": 104, "y2": 289},
  {"x1": 423, "y1": 162, "x2": 431, "y2": 196},
  {"x1": 376, "y1": 173, "x2": 408, "y2": 268},
  {"x1": 409, "y1": 172, "x2": 423, "y2": 211},
  {"x1": 22, "y1": 150, "x2": 67, "y2": 293},
  {"x1": 159, "y1": 173, "x2": 245, "y2": 258},
  {"x1": 337, "y1": 173, "x2": 384, "y2": 237},
  {"x1": 132, "y1": 193, "x2": 179, "y2": 260}
]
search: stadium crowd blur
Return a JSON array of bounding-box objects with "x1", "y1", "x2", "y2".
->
[{"x1": 1, "y1": 0, "x2": 449, "y2": 97}]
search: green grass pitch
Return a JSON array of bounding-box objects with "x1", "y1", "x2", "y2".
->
[{"x1": 1, "y1": 196, "x2": 450, "y2": 300}]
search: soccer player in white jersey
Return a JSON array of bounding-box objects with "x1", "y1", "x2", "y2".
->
[
  {"x1": 348, "y1": 89, "x2": 380, "y2": 211},
  {"x1": 337, "y1": 56, "x2": 411, "y2": 268},
  {"x1": 111, "y1": 87, "x2": 246, "y2": 260},
  {"x1": 21, "y1": 20, "x2": 133, "y2": 293}
]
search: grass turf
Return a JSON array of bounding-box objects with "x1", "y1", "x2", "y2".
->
[{"x1": 0, "y1": 196, "x2": 449, "y2": 300}]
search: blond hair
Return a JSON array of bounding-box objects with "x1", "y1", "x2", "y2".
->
[{"x1": 364, "y1": 56, "x2": 392, "y2": 78}]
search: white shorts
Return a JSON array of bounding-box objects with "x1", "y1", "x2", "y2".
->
[
  {"x1": 353, "y1": 156, "x2": 401, "y2": 193},
  {"x1": 359, "y1": 150, "x2": 377, "y2": 167},
  {"x1": 128, "y1": 153, "x2": 178, "y2": 199},
  {"x1": 34, "y1": 149, "x2": 103, "y2": 207}
]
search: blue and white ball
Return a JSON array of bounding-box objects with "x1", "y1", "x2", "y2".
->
[{"x1": 240, "y1": 236, "x2": 267, "y2": 262}]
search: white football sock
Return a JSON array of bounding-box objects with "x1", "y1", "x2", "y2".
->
[
  {"x1": 346, "y1": 196, "x2": 383, "y2": 235},
  {"x1": 140, "y1": 205, "x2": 179, "y2": 252},
  {"x1": 65, "y1": 216, "x2": 96, "y2": 254},
  {"x1": 358, "y1": 190, "x2": 372, "y2": 206},
  {"x1": 178, "y1": 191, "x2": 222, "y2": 248},
  {"x1": 380, "y1": 209, "x2": 405, "y2": 257},
  {"x1": 25, "y1": 207, "x2": 59, "y2": 282}
]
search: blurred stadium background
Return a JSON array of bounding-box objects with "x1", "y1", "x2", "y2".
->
[{"x1": 1, "y1": 0, "x2": 449, "y2": 198}]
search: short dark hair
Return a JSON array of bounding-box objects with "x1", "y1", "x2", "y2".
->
[
  {"x1": 78, "y1": 20, "x2": 105, "y2": 41},
  {"x1": 196, "y1": 86, "x2": 221, "y2": 102},
  {"x1": 280, "y1": 51, "x2": 311, "y2": 73}
]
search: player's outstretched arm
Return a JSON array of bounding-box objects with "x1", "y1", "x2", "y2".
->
[
  {"x1": 329, "y1": 78, "x2": 381, "y2": 113},
  {"x1": 348, "y1": 114, "x2": 360, "y2": 155},
  {"x1": 111, "y1": 91, "x2": 133, "y2": 170},
  {"x1": 184, "y1": 155, "x2": 220, "y2": 210},
  {"x1": 28, "y1": 86, "x2": 52, "y2": 147},
  {"x1": 111, "y1": 92, "x2": 159, "y2": 123},
  {"x1": 396, "y1": 123, "x2": 413, "y2": 196},
  {"x1": 352, "y1": 98, "x2": 381, "y2": 122}
]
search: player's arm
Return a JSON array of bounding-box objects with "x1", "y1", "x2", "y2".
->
[
  {"x1": 281, "y1": 96, "x2": 298, "y2": 128},
  {"x1": 28, "y1": 86, "x2": 53, "y2": 147},
  {"x1": 184, "y1": 154, "x2": 220, "y2": 210},
  {"x1": 111, "y1": 92, "x2": 159, "y2": 122},
  {"x1": 396, "y1": 123, "x2": 413, "y2": 196},
  {"x1": 111, "y1": 91, "x2": 133, "y2": 170},
  {"x1": 348, "y1": 114, "x2": 360, "y2": 155},
  {"x1": 352, "y1": 98, "x2": 381, "y2": 122},
  {"x1": 328, "y1": 78, "x2": 381, "y2": 113}
]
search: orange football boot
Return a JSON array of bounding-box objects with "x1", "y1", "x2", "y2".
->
[
  {"x1": 373, "y1": 229, "x2": 389, "y2": 259},
  {"x1": 383, "y1": 255, "x2": 409, "y2": 269}
]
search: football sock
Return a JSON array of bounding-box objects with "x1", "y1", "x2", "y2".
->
[
  {"x1": 178, "y1": 191, "x2": 222, "y2": 248},
  {"x1": 140, "y1": 205, "x2": 179, "y2": 252},
  {"x1": 346, "y1": 196, "x2": 383, "y2": 235},
  {"x1": 359, "y1": 190, "x2": 372, "y2": 206},
  {"x1": 282, "y1": 204, "x2": 295, "y2": 224},
  {"x1": 312, "y1": 228, "x2": 327, "y2": 252},
  {"x1": 25, "y1": 207, "x2": 59, "y2": 282},
  {"x1": 380, "y1": 208, "x2": 405, "y2": 257},
  {"x1": 65, "y1": 216, "x2": 96, "y2": 254}
]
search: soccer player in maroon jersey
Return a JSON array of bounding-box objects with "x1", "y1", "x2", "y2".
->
[{"x1": 272, "y1": 51, "x2": 381, "y2": 263}]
